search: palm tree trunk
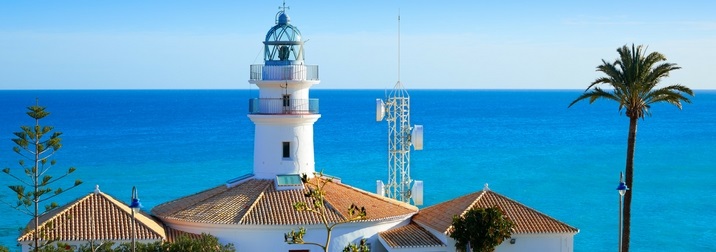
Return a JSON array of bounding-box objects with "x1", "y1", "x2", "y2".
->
[{"x1": 623, "y1": 116, "x2": 637, "y2": 252}]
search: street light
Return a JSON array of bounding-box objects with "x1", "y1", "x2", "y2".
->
[
  {"x1": 129, "y1": 186, "x2": 143, "y2": 252},
  {"x1": 616, "y1": 172, "x2": 629, "y2": 252}
]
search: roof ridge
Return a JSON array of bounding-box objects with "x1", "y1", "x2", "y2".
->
[
  {"x1": 151, "y1": 184, "x2": 228, "y2": 216},
  {"x1": 99, "y1": 192, "x2": 167, "y2": 239},
  {"x1": 461, "y1": 190, "x2": 487, "y2": 218},
  {"x1": 483, "y1": 190, "x2": 578, "y2": 233},
  {"x1": 238, "y1": 179, "x2": 273, "y2": 224}
]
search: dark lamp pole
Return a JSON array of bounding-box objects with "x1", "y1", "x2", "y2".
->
[
  {"x1": 616, "y1": 172, "x2": 629, "y2": 252},
  {"x1": 129, "y1": 186, "x2": 143, "y2": 252}
]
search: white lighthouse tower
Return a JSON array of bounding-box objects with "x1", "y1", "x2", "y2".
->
[{"x1": 248, "y1": 5, "x2": 320, "y2": 179}]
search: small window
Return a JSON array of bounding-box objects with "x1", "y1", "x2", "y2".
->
[
  {"x1": 282, "y1": 142, "x2": 290, "y2": 158},
  {"x1": 283, "y1": 94, "x2": 291, "y2": 107}
]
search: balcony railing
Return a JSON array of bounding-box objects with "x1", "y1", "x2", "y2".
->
[
  {"x1": 249, "y1": 98, "x2": 319, "y2": 114},
  {"x1": 250, "y1": 64, "x2": 319, "y2": 81}
]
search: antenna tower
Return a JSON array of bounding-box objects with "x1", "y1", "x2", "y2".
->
[{"x1": 375, "y1": 14, "x2": 424, "y2": 205}]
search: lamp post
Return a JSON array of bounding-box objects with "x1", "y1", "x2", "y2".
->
[
  {"x1": 129, "y1": 186, "x2": 143, "y2": 252},
  {"x1": 616, "y1": 172, "x2": 629, "y2": 252}
]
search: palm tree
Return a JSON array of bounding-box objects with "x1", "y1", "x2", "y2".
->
[{"x1": 569, "y1": 44, "x2": 693, "y2": 252}]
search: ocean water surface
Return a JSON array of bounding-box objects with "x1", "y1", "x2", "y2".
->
[{"x1": 0, "y1": 89, "x2": 714, "y2": 251}]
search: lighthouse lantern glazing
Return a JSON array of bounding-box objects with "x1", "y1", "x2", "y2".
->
[{"x1": 248, "y1": 8, "x2": 320, "y2": 179}]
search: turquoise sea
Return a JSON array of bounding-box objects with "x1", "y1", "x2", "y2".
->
[{"x1": 0, "y1": 89, "x2": 714, "y2": 251}]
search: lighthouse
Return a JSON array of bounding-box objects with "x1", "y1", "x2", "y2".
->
[
  {"x1": 248, "y1": 6, "x2": 320, "y2": 179},
  {"x1": 152, "y1": 6, "x2": 419, "y2": 252}
]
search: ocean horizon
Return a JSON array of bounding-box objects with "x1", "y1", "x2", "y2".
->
[{"x1": 0, "y1": 89, "x2": 714, "y2": 251}]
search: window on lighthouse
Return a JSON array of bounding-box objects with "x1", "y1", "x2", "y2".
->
[
  {"x1": 282, "y1": 142, "x2": 290, "y2": 158},
  {"x1": 283, "y1": 94, "x2": 291, "y2": 107}
]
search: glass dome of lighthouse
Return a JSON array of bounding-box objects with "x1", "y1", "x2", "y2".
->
[{"x1": 264, "y1": 8, "x2": 304, "y2": 66}]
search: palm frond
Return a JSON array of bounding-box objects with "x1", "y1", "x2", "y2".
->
[
  {"x1": 568, "y1": 88, "x2": 619, "y2": 107},
  {"x1": 571, "y1": 43, "x2": 693, "y2": 118}
]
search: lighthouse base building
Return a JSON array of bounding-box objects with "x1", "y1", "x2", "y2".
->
[{"x1": 152, "y1": 177, "x2": 417, "y2": 252}]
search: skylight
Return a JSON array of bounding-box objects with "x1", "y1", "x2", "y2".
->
[{"x1": 276, "y1": 174, "x2": 303, "y2": 187}]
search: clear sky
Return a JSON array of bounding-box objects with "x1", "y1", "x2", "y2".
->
[{"x1": 1, "y1": 1, "x2": 714, "y2": 89}]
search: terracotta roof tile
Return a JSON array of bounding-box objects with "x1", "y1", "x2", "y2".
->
[
  {"x1": 322, "y1": 178, "x2": 417, "y2": 222},
  {"x1": 379, "y1": 222, "x2": 446, "y2": 249},
  {"x1": 164, "y1": 227, "x2": 202, "y2": 243},
  {"x1": 18, "y1": 190, "x2": 165, "y2": 242},
  {"x1": 152, "y1": 177, "x2": 418, "y2": 226},
  {"x1": 414, "y1": 189, "x2": 578, "y2": 235}
]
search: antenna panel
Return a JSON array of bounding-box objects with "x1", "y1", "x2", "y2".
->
[
  {"x1": 412, "y1": 180, "x2": 424, "y2": 206},
  {"x1": 376, "y1": 180, "x2": 385, "y2": 197},
  {"x1": 376, "y1": 99, "x2": 385, "y2": 121},
  {"x1": 412, "y1": 125, "x2": 423, "y2": 150}
]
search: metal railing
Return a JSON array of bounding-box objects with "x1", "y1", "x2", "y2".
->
[
  {"x1": 250, "y1": 64, "x2": 319, "y2": 81},
  {"x1": 248, "y1": 98, "x2": 319, "y2": 114}
]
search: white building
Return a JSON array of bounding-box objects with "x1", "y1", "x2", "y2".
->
[
  {"x1": 17, "y1": 186, "x2": 193, "y2": 252},
  {"x1": 379, "y1": 184, "x2": 579, "y2": 252},
  {"x1": 151, "y1": 7, "x2": 419, "y2": 252}
]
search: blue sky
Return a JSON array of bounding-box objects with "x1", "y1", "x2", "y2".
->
[{"x1": 1, "y1": 1, "x2": 714, "y2": 89}]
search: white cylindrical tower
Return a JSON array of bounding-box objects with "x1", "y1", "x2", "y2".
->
[{"x1": 248, "y1": 9, "x2": 320, "y2": 179}]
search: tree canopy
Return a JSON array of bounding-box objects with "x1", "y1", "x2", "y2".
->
[{"x1": 450, "y1": 206, "x2": 515, "y2": 252}]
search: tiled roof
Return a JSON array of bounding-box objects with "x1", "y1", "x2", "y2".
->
[
  {"x1": 164, "y1": 227, "x2": 202, "y2": 243},
  {"x1": 379, "y1": 222, "x2": 446, "y2": 249},
  {"x1": 18, "y1": 189, "x2": 166, "y2": 242},
  {"x1": 413, "y1": 188, "x2": 578, "y2": 234},
  {"x1": 152, "y1": 177, "x2": 418, "y2": 225}
]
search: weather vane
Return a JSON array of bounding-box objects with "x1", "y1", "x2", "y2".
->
[{"x1": 279, "y1": 0, "x2": 290, "y2": 12}]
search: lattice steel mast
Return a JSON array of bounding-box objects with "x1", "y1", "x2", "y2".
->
[{"x1": 375, "y1": 14, "x2": 423, "y2": 205}]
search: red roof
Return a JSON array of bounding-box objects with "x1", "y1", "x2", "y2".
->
[
  {"x1": 18, "y1": 189, "x2": 166, "y2": 242},
  {"x1": 379, "y1": 222, "x2": 446, "y2": 249},
  {"x1": 413, "y1": 188, "x2": 578, "y2": 234},
  {"x1": 152, "y1": 177, "x2": 418, "y2": 225}
]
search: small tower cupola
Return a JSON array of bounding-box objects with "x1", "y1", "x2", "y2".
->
[{"x1": 264, "y1": 10, "x2": 304, "y2": 65}]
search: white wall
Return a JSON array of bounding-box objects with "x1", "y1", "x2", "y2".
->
[
  {"x1": 495, "y1": 234, "x2": 574, "y2": 252},
  {"x1": 418, "y1": 225, "x2": 575, "y2": 252},
  {"x1": 249, "y1": 114, "x2": 320, "y2": 179},
  {"x1": 161, "y1": 215, "x2": 412, "y2": 252},
  {"x1": 438, "y1": 234, "x2": 575, "y2": 252}
]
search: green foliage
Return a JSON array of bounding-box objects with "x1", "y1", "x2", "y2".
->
[
  {"x1": 1, "y1": 101, "x2": 83, "y2": 251},
  {"x1": 113, "y1": 241, "x2": 167, "y2": 252},
  {"x1": 342, "y1": 239, "x2": 370, "y2": 252},
  {"x1": 0, "y1": 245, "x2": 9, "y2": 252},
  {"x1": 77, "y1": 241, "x2": 118, "y2": 252},
  {"x1": 164, "y1": 233, "x2": 235, "y2": 252},
  {"x1": 33, "y1": 233, "x2": 235, "y2": 252},
  {"x1": 284, "y1": 227, "x2": 307, "y2": 244},
  {"x1": 32, "y1": 242, "x2": 73, "y2": 252},
  {"x1": 285, "y1": 172, "x2": 368, "y2": 252},
  {"x1": 449, "y1": 206, "x2": 515, "y2": 252}
]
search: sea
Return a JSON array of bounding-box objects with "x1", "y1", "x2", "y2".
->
[{"x1": 0, "y1": 89, "x2": 714, "y2": 251}]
